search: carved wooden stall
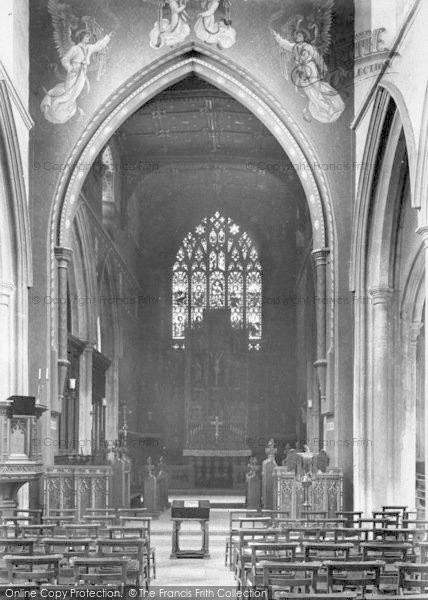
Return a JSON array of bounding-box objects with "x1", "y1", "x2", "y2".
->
[
  {"x1": 44, "y1": 465, "x2": 112, "y2": 520},
  {"x1": 0, "y1": 396, "x2": 46, "y2": 516},
  {"x1": 274, "y1": 467, "x2": 343, "y2": 518}
]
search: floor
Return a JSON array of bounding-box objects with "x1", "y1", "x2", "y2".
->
[{"x1": 151, "y1": 504, "x2": 235, "y2": 586}]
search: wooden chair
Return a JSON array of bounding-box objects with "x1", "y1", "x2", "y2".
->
[
  {"x1": 116, "y1": 516, "x2": 155, "y2": 578},
  {"x1": 226, "y1": 511, "x2": 275, "y2": 567},
  {"x1": 360, "y1": 541, "x2": 414, "y2": 563},
  {"x1": 97, "y1": 537, "x2": 147, "y2": 588},
  {"x1": 64, "y1": 523, "x2": 100, "y2": 538},
  {"x1": 300, "y1": 511, "x2": 327, "y2": 521},
  {"x1": 41, "y1": 515, "x2": 75, "y2": 527},
  {"x1": 261, "y1": 561, "x2": 322, "y2": 598},
  {"x1": 273, "y1": 593, "x2": 357, "y2": 600},
  {"x1": 116, "y1": 508, "x2": 148, "y2": 517},
  {"x1": 243, "y1": 542, "x2": 299, "y2": 590},
  {"x1": 107, "y1": 525, "x2": 147, "y2": 539},
  {"x1": 325, "y1": 560, "x2": 385, "y2": 597},
  {"x1": 336, "y1": 511, "x2": 363, "y2": 527},
  {"x1": 3, "y1": 554, "x2": 63, "y2": 585},
  {"x1": 83, "y1": 514, "x2": 116, "y2": 527},
  {"x1": 398, "y1": 563, "x2": 428, "y2": 594},
  {"x1": 85, "y1": 507, "x2": 117, "y2": 517},
  {"x1": 0, "y1": 537, "x2": 37, "y2": 556},
  {"x1": 16, "y1": 509, "x2": 43, "y2": 524},
  {"x1": 42, "y1": 537, "x2": 92, "y2": 559},
  {"x1": 19, "y1": 523, "x2": 56, "y2": 539},
  {"x1": 73, "y1": 556, "x2": 128, "y2": 587},
  {"x1": 303, "y1": 542, "x2": 353, "y2": 562},
  {"x1": 233, "y1": 529, "x2": 288, "y2": 577}
]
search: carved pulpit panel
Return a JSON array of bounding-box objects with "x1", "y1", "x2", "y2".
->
[{"x1": 185, "y1": 309, "x2": 249, "y2": 450}]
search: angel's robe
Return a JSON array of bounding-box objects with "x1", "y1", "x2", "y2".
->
[
  {"x1": 194, "y1": 0, "x2": 236, "y2": 50},
  {"x1": 275, "y1": 35, "x2": 345, "y2": 124},
  {"x1": 41, "y1": 35, "x2": 110, "y2": 124}
]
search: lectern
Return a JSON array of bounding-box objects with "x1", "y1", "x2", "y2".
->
[{"x1": 170, "y1": 500, "x2": 210, "y2": 558}]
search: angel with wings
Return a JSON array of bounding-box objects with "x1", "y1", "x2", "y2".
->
[
  {"x1": 194, "y1": 0, "x2": 236, "y2": 50},
  {"x1": 149, "y1": 0, "x2": 190, "y2": 49},
  {"x1": 270, "y1": 0, "x2": 345, "y2": 124},
  {"x1": 41, "y1": 0, "x2": 112, "y2": 124}
]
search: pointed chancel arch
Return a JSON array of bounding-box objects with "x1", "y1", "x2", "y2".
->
[
  {"x1": 48, "y1": 47, "x2": 337, "y2": 466},
  {"x1": 172, "y1": 212, "x2": 262, "y2": 347}
]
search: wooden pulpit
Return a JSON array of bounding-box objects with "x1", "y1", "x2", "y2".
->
[{"x1": 0, "y1": 396, "x2": 46, "y2": 516}]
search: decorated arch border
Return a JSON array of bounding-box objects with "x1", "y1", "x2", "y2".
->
[{"x1": 49, "y1": 49, "x2": 337, "y2": 341}]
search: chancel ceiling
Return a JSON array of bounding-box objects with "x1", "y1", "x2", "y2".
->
[{"x1": 110, "y1": 76, "x2": 311, "y2": 277}]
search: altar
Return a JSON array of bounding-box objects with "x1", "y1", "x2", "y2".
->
[{"x1": 182, "y1": 310, "x2": 251, "y2": 488}]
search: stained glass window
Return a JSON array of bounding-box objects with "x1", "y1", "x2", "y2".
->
[{"x1": 172, "y1": 212, "x2": 262, "y2": 344}]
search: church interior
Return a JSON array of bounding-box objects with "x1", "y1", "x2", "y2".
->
[{"x1": 1, "y1": 0, "x2": 428, "y2": 592}]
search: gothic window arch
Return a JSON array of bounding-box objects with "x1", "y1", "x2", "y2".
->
[{"x1": 172, "y1": 212, "x2": 262, "y2": 347}]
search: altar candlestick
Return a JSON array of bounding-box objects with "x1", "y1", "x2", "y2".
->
[
  {"x1": 45, "y1": 368, "x2": 49, "y2": 380},
  {"x1": 38, "y1": 368, "x2": 42, "y2": 380}
]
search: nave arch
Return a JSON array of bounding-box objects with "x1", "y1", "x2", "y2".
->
[{"x1": 352, "y1": 85, "x2": 427, "y2": 513}]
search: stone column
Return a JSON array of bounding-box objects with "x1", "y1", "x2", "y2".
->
[
  {"x1": 54, "y1": 248, "x2": 72, "y2": 404},
  {"x1": 369, "y1": 286, "x2": 393, "y2": 507},
  {"x1": 416, "y1": 226, "x2": 428, "y2": 516},
  {"x1": 0, "y1": 282, "x2": 15, "y2": 400},
  {"x1": 79, "y1": 343, "x2": 94, "y2": 455},
  {"x1": 399, "y1": 320, "x2": 422, "y2": 507},
  {"x1": 312, "y1": 249, "x2": 329, "y2": 403}
]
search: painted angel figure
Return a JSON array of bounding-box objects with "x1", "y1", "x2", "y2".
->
[
  {"x1": 194, "y1": 0, "x2": 236, "y2": 50},
  {"x1": 41, "y1": 0, "x2": 112, "y2": 124},
  {"x1": 271, "y1": 0, "x2": 345, "y2": 124},
  {"x1": 149, "y1": 0, "x2": 190, "y2": 49}
]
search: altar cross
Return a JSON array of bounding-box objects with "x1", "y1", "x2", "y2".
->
[{"x1": 210, "y1": 416, "x2": 223, "y2": 443}]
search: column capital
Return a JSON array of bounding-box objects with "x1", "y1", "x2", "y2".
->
[
  {"x1": 312, "y1": 248, "x2": 330, "y2": 266},
  {"x1": 416, "y1": 225, "x2": 428, "y2": 244},
  {"x1": 54, "y1": 246, "x2": 73, "y2": 265},
  {"x1": 369, "y1": 286, "x2": 394, "y2": 305}
]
